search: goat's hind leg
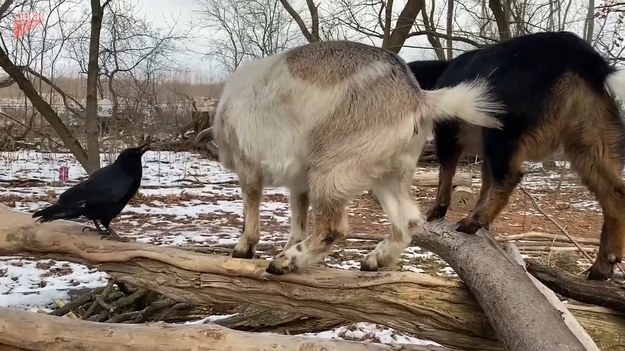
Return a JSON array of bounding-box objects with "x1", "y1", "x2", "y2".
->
[
  {"x1": 456, "y1": 148, "x2": 524, "y2": 234},
  {"x1": 361, "y1": 173, "x2": 425, "y2": 271},
  {"x1": 426, "y1": 123, "x2": 463, "y2": 221},
  {"x1": 564, "y1": 138, "x2": 625, "y2": 280},
  {"x1": 232, "y1": 167, "x2": 264, "y2": 259}
]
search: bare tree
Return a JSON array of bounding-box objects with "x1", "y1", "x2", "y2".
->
[
  {"x1": 0, "y1": 0, "x2": 96, "y2": 171},
  {"x1": 198, "y1": 0, "x2": 303, "y2": 73}
]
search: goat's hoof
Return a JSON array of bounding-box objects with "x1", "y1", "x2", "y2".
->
[
  {"x1": 359, "y1": 256, "x2": 379, "y2": 272},
  {"x1": 426, "y1": 205, "x2": 447, "y2": 222},
  {"x1": 360, "y1": 250, "x2": 399, "y2": 272},
  {"x1": 455, "y1": 217, "x2": 481, "y2": 234},
  {"x1": 232, "y1": 244, "x2": 255, "y2": 259},
  {"x1": 588, "y1": 253, "x2": 621, "y2": 281},
  {"x1": 266, "y1": 253, "x2": 299, "y2": 275},
  {"x1": 588, "y1": 260, "x2": 614, "y2": 281}
]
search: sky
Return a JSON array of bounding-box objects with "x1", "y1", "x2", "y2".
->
[
  {"x1": 131, "y1": 0, "x2": 219, "y2": 78},
  {"x1": 125, "y1": 0, "x2": 446, "y2": 80},
  {"x1": 4, "y1": 0, "x2": 604, "y2": 81}
]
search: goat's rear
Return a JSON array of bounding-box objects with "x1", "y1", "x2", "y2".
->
[{"x1": 205, "y1": 40, "x2": 505, "y2": 275}]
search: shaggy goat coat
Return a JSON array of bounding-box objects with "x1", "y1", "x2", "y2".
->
[{"x1": 202, "y1": 40, "x2": 505, "y2": 274}]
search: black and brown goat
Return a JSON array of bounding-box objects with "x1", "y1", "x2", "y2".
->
[{"x1": 408, "y1": 31, "x2": 625, "y2": 281}]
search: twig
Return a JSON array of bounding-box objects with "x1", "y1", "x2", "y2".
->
[
  {"x1": 48, "y1": 287, "x2": 104, "y2": 316},
  {"x1": 496, "y1": 232, "x2": 599, "y2": 246},
  {"x1": 0, "y1": 111, "x2": 63, "y2": 147},
  {"x1": 82, "y1": 279, "x2": 115, "y2": 320},
  {"x1": 109, "y1": 288, "x2": 147, "y2": 311},
  {"x1": 518, "y1": 186, "x2": 595, "y2": 265},
  {"x1": 155, "y1": 302, "x2": 190, "y2": 321}
]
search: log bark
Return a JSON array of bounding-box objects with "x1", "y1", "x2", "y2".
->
[
  {"x1": 215, "y1": 304, "x2": 346, "y2": 334},
  {"x1": 0, "y1": 306, "x2": 444, "y2": 351},
  {"x1": 526, "y1": 259, "x2": 625, "y2": 313},
  {"x1": 503, "y1": 243, "x2": 599, "y2": 351},
  {"x1": 0, "y1": 206, "x2": 624, "y2": 350},
  {"x1": 412, "y1": 171, "x2": 472, "y2": 187}
]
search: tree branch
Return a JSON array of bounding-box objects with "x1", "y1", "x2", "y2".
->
[
  {"x1": 278, "y1": 0, "x2": 315, "y2": 42},
  {"x1": 0, "y1": 48, "x2": 92, "y2": 172}
]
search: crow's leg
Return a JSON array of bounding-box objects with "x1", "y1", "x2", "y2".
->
[
  {"x1": 82, "y1": 220, "x2": 102, "y2": 234},
  {"x1": 93, "y1": 220, "x2": 109, "y2": 235},
  {"x1": 102, "y1": 224, "x2": 128, "y2": 242}
]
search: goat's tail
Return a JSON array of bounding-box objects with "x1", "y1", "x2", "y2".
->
[
  {"x1": 422, "y1": 78, "x2": 505, "y2": 129},
  {"x1": 31, "y1": 203, "x2": 83, "y2": 223},
  {"x1": 605, "y1": 69, "x2": 625, "y2": 102}
]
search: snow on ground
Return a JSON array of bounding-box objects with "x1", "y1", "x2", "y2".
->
[{"x1": 0, "y1": 149, "x2": 608, "y2": 346}]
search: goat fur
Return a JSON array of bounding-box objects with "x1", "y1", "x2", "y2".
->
[
  {"x1": 408, "y1": 31, "x2": 625, "y2": 281},
  {"x1": 198, "y1": 40, "x2": 505, "y2": 274}
]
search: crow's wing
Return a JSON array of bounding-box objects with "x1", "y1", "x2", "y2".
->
[{"x1": 58, "y1": 165, "x2": 134, "y2": 208}]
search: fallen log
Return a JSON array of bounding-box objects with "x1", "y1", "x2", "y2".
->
[
  {"x1": 503, "y1": 243, "x2": 599, "y2": 350},
  {"x1": 0, "y1": 205, "x2": 623, "y2": 351},
  {"x1": 412, "y1": 171, "x2": 473, "y2": 188},
  {"x1": 0, "y1": 306, "x2": 444, "y2": 351},
  {"x1": 526, "y1": 259, "x2": 625, "y2": 313},
  {"x1": 215, "y1": 304, "x2": 346, "y2": 334}
]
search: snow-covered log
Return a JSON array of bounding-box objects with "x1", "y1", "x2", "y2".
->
[
  {"x1": 0, "y1": 305, "x2": 447, "y2": 351},
  {"x1": 0, "y1": 205, "x2": 623, "y2": 350}
]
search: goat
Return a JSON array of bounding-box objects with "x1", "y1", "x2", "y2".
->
[
  {"x1": 196, "y1": 40, "x2": 505, "y2": 275},
  {"x1": 409, "y1": 31, "x2": 625, "y2": 281}
]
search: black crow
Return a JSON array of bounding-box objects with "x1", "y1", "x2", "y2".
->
[{"x1": 32, "y1": 142, "x2": 150, "y2": 240}]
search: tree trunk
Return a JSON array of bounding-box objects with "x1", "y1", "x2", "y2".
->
[
  {"x1": 583, "y1": 0, "x2": 596, "y2": 43},
  {"x1": 446, "y1": 0, "x2": 454, "y2": 59},
  {"x1": 0, "y1": 206, "x2": 623, "y2": 350},
  {"x1": 385, "y1": 0, "x2": 424, "y2": 53},
  {"x1": 0, "y1": 55, "x2": 92, "y2": 173},
  {"x1": 422, "y1": 0, "x2": 446, "y2": 60},
  {"x1": 0, "y1": 306, "x2": 446, "y2": 351},
  {"x1": 488, "y1": 0, "x2": 510, "y2": 40},
  {"x1": 85, "y1": 0, "x2": 107, "y2": 174}
]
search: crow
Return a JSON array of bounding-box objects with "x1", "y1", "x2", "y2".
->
[{"x1": 32, "y1": 142, "x2": 150, "y2": 240}]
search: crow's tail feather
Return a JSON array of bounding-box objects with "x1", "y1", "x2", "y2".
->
[{"x1": 32, "y1": 203, "x2": 84, "y2": 222}]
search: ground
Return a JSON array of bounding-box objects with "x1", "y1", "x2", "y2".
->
[{"x1": 0, "y1": 149, "x2": 605, "y2": 346}]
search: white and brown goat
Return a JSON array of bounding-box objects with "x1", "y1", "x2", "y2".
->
[{"x1": 196, "y1": 41, "x2": 505, "y2": 275}]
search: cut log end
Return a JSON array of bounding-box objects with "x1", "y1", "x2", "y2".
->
[{"x1": 449, "y1": 185, "x2": 477, "y2": 212}]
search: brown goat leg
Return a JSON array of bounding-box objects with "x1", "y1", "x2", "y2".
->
[
  {"x1": 232, "y1": 174, "x2": 264, "y2": 259},
  {"x1": 475, "y1": 160, "x2": 492, "y2": 208},
  {"x1": 563, "y1": 133, "x2": 625, "y2": 279},
  {"x1": 456, "y1": 170, "x2": 522, "y2": 235},
  {"x1": 584, "y1": 190, "x2": 625, "y2": 280},
  {"x1": 426, "y1": 145, "x2": 462, "y2": 221},
  {"x1": 588, "y1": 218, "x2": 625, "y2": 280}
]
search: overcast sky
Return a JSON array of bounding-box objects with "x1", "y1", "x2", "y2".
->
[
  {"x1": 130, "y1": 0, "x2": 219, "y2": 78},
  {"x1": 126, "y1": 0, "x2": 449, "y2": 80}
]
